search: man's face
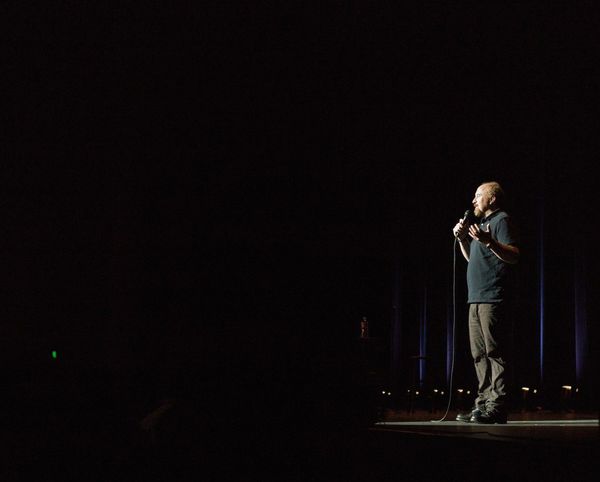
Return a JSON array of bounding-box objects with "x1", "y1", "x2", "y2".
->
[{"x1": 472, "y1": 185, "x2": 494, "y2": 218}]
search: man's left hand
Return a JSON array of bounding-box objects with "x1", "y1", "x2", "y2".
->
[{"x1": 469, "y1": 223, "x2": 492, "y2": 245}]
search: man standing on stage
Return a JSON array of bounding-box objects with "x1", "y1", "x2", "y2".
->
[{"x1": 452, "y1": 182, "x2": 520, "y2": 424}]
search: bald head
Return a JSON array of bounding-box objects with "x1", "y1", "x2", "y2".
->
[
  {"x1": 479, "y1": 182, "x2": 505, "y2": 208},
  {"x1": 472, "y1": 181, "x2": 506, "y2": 218}
]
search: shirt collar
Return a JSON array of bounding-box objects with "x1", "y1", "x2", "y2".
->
[{"x1": 481, "y1": 209, "x2": 502, "y2": 223}]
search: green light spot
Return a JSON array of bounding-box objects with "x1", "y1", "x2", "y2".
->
[{"x1": 51, "y1": 350, "x2": 57, "y2": 359}]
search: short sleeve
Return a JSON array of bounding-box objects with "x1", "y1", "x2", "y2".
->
[{"x1": 495, "y1": 216, "x2": 519, "y2": 246}]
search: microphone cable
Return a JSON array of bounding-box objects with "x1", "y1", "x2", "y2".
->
[{"x1": 431, "y1": 236, "x2": 459, "y2": 423}]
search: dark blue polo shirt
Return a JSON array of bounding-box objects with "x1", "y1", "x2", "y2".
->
[{"x1": 466, "y1": 210, "x2": 519, "y2": 303}]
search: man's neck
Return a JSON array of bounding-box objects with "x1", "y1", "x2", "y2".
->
[{"x1": 483, "y1": 208, "x2": 499, "y2": 219}]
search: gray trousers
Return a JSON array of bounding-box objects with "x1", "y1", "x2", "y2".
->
[{"x1": 468, "y1": 303, "x2": 509, "y2": 412}]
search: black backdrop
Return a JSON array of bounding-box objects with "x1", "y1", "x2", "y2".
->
[{"x1": 5, "y1": 2, "x2": 597, "y2": 427}]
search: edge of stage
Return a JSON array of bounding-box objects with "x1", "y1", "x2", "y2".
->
[
  {"x1": 353, "y1": 410, "x2": 599, "y2": 481},
  {"x1": 373, "y1": 417, "x2": 598, "y2": 447}
]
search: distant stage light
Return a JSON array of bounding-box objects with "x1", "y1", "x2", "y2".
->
[
  {"x1": 561, "y1": 385, "x2": 572, "y2": 390},
  {"x1": 521, "y1": 387, "x2": 530, "y2": 392},
  {"x1": 51, "y1": 350, "x2": 57, "y2": 360}
]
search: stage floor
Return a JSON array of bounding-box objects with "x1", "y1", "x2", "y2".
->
[
  {"x1": 373, "y1": 410, "x2": 598, "y2": 446},
  {"x1": 374, "y1": 419, "x2": 598, "y2": 446},
  {"x1": 355, "y1": 411, "x2": 598, "y2": 481}
]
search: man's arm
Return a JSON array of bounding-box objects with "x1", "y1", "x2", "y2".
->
[
  {"x1": 453, "y1": 219, "x2": 471, "y2": 262},
  {"x1": 468, "y1": 222, "x2": 520, "y2": 264},
  {"x1": 458, "y1": 237, "x2": 471, "y2": 261},
  {"x1": 485, "y1": 239, "x2": 520, "y2": 264}
]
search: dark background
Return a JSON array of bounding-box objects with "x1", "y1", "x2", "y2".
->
[{"x1": 4, "y1": 1, "x2": 597, "y2": 470}]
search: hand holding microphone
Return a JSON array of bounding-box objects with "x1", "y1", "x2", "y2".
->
[{"x1": 452, "y1": 210, "x2": 471, "y2": 241}]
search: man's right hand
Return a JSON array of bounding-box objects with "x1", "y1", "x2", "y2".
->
[{"x1": 452, "y1": 219, "x2": 469, "y2": 240}]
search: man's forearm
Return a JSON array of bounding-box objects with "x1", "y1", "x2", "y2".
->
[
  {"x1": 486, "y1": 239, "x2": 520, "y2": 264},
  {"x1": 458, "y1": 237, "x2": 470, "y2": 261}
]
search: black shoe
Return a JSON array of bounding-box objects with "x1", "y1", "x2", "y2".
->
[
  {"x1": 456, "y1": 408, "x2": 483, "y2": 422},
  {"x1": 470, "y1": 409, "x2": 507, "y2": 424}
]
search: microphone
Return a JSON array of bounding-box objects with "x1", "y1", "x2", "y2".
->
[
  {"x1": 455, "y1": 210, "x2": 472, "y2": 240},
  {"x1": 462, "y1": 210, "x2": 472, "y2": 225}
]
